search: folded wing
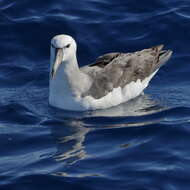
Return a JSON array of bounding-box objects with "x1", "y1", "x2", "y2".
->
[{"x1": 81, "y1": 45, "x2": 169, "y2": 99}]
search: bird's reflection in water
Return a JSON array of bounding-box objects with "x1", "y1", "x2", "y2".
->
[
  {"x1": 49, "y1": 94, "x2": 163, "y2": 166},
  {"x1": 50, "y1": 120, "x2": 91, "y2": 165}
]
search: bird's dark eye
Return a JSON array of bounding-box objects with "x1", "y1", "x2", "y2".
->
[{"x1": 65, "y1": 44, "x2": 70, "y2": 48}]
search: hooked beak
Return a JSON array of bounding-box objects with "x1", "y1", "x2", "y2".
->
[{"x1": 51, "y1": 48, "x2": 63, "y2": 79}]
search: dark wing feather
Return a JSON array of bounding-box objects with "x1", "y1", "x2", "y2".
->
[
  {"x1": 89, "y1": 52, "x2": 121, "y2": 68},
  {"x1": 84, "y1": 45, "x2": 169, "y2": 99}
]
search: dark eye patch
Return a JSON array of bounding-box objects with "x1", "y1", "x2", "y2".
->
[{"x1": 65, "y1": 44, "x2": 70, "y2": 48}]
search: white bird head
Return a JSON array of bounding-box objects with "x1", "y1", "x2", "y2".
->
[{"x1": 50, "y1": 34, "x2": 77, "y2": 79}]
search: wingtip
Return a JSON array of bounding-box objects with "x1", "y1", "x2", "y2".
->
[{"x1": 152, "y1": 44, "x2": 164, "y2": 52}]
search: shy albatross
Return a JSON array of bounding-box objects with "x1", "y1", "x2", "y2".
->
[{"x1": 49, "y1": 34, "x2": 172, "y2": 111}]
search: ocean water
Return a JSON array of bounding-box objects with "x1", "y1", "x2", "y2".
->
[{"x1": 0, "y1": 0, "x2": 190, "y2": 189}]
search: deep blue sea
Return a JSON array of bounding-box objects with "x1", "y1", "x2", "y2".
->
[{"x1": 0, "y1": 0, "x2": 190, "y2": 189}]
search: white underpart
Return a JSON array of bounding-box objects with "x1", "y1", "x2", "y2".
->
[{"x1": 49, "y1": 69, "x2": 158, "y2": 111}]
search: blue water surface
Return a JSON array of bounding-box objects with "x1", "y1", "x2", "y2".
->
[{"x1": 0, "y1": 0, "x2": 190, "y2": 189}]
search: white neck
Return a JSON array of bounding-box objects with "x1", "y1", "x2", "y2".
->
[
  {"x1": 49, "y1": 54, "x2": 92, "y2": 109},
  {"x1": 63, "y1": 55, "x2": 80, "y2": 80}
]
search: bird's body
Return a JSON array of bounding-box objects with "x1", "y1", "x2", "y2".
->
[{"x1": 49, "y1": 35, "x2": 172, "y2": 111}]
